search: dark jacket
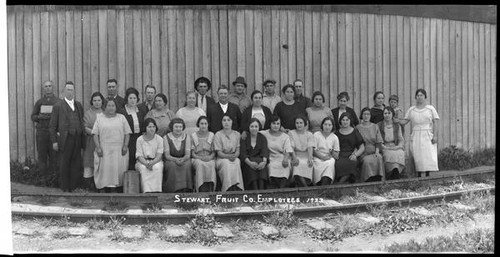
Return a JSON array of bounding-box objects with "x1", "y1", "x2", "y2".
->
[
  {"x1": 206, "y1": 102, "x2": 242, "y2": 133},
  {"x1": 118, "y1": 106, "x2": 148, "y2": 134},
  {"x1": 331, "y1": 107, "x2": 360, "y2": 129},
  {"x1": 240, "y1": 105, "x2": 273, "y2": 132},
  {"x1": 107, "y1": 95, "x2": 126, "y2": 111},
  {"x1": 31, "y1": 94, "x2": 60, "y2": 131},
  {"x1": 49, "y1": 99, "x2": 86, "y2": 151},
  {"x1": 137, "y1": 101, "x2": 154, "y2": 114}
]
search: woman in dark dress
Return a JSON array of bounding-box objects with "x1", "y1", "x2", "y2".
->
[
  {"x1": 240, "y1": 90, "x2": 273, "y2": 140},
  {"x1": 370, "y1": 91, "x2": 386, "y2": 124},
  {"x1": 240, "y1": 118, "x2": 269, "y2": 190},
  {"x1": 273, "y1": 84, "x2": 307, "y2": 133},
  {"x1": 331, "y1": 92, "x2": 359, "y2": 130},
  {"x1": 118, "y1": 87, "x2": 147, "y2": 170},
  {"x1": 334, "y1": 112, "x2": 365, "y2": 183}
]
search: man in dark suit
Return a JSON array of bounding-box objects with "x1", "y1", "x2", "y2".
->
[
  {"x1": 206, "y1": 84, "x2": 241, "y2": 133},
  {"x1": 49, "y1": 81, "x2": 86, "y2": 192},
  {"x1": 293, "y1": 79, "x2": 313, "y2": 111},
  {"x1": 138, "y1": 84, "x2": 156, "y2": 114},
  {"x1": 192, "y1": 76, "x2": 216, "y2": 113},
  {"x1": 106, "y1": 78, "x2": 126, "y2": 110}
]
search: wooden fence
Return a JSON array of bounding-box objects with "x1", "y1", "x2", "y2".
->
[{"x1": 7, "y1": 5, "x2": 496, "y2": 161}]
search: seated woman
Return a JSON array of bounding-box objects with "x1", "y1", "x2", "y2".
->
[
  {"x1": 240, "y1": 118, "x2": 269, "y2": 190},
  {"x1": 306, "y1": 91, "x2": 334, "y2": 133},
  {"x1": 260, "y1": 115, "x2": 295, "y2": 189},
  {"x1": 312, "y1": 117, "x2": 340, "y2": 186},
  {"x1": 288, "y1": 115, "x2": 314, "y2": 187},
  {"x1": 191, "y1": 116, "x2": 217, "y2": 192},
  {"x1": 135, "y1": 118, "x2": 164, "y2": 193},
  {"x1": 92, "y1": 99, "x2": 131, "y2": 193},
  {"x1": 356, "y1": 107, "x2": 385, "y2": 182},
  {"x1": 378, "y1": 106, "x2": 405, "y2": 180},
  {"x1": 334, "y1": 112, "x2": 365, "y2": 184},
  {"x1": 214, "y1": 115, "x2": 245, "y2": 191},
  {"x1": 163, "y1": 118, "x2": 193, "y2": 193}
]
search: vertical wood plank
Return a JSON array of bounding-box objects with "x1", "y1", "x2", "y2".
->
[
  {"x1": 133, "y1": 10, "x2": 143, "y2": 95},
  {"x1": 403, "y1": 16, "x2": 411, "y2": 115},
  {"x1": 374, "y1": 14, "x2": 382, "y2": 91},
  {"x1": 236, "y1": 10, "x2": 246, "y2": 80},
  {"x1": 40, "y1": 11, "x2": 49, "y2": 83},
  {"x1": 312, "y1": 11, "x2": 321, "y2": 93},
  {"x1": 303, "y1": 11, "x2": 312, "y2": 95},
  {"x1": 150, "y1": 9, "x2": 161, "y2": 92},
  {"x1": 382, "y1": 15, "x2": 390, "y2": 95},
  {"x1": 287, "y1": 10, "x2": 296, "y2": 85},
  {"x1": 296, "y1": 10, "x2": 305, "y2": 89},
  {"x1": 352, "y1": 13, "x2": 360, "y2": 112},
  {"x1": 90, "y1": 10, "x2": 99, "y2": 95},
  {"x1": 254, "y1": 10, "x2": 263, "y2": 90},
  {"x1": 389, "y1": 15, "x2": 397, "y2": 95},
  {"x1": 107, "y1": 9, "x2": 117, "y2": 86},
  {"x1": 24, "y1": 10, "x2": 34, "y2": 158},
  {"x1": 202, "y1": 11, "x2": 212, "y2": 81},
  {"x1": 209, "y1": 9, "x2": 220, "y2": 93},
  {"x1": 359, "y1": 14, "x2": 368, "y2": 113},
  {"x1": 484, "y1": 24, "x2": 491, "y2": 148},
  {"x1": 73, "y1": 10, "x2": 83, "y2": 104},
  {"x1": 98, "y1": 9, "x2": 108, "y2": 92},
  {"x1": 367, "y1": 14, "x2": 376, "y2": 105},
  {"x1": 337, "y1": 12, "x2": 346, "y2": 93},
  {"x1": 478, "y1": 23, "x2": 485, "y2": 149},
  {"x1": 116, "y1": 10, "x2": 126, "y2": 93},
  {"x1": 262, "y1": 9, "x2": 272, "y2": 85},
  {"x1": 423, "y1": 18, "x2": 430, "y2": 95},
  {"x1": 280, "y1": 10, "x2": 289, "y2": 88},
  {"x1": 142, "y1": 9, "x2": 152, "y2": 88},
  {"x1": 461, "y1": 22, "x2": 469, "y2": 150},
  {"x1": 219, "y1": 9, "x2": 229, "y2": 92},
  {"x1": 328, "y1": 12, "x2": 338, "y2": 108},
  {"x1": 396, "y1": 15, "x2": 404, "y2": 98},
  {"x1": 7, "y1": 12, "x2": 18, "y2": 159},
  {"x1": 345, "y1": 13, "x2": 353, "y2": 102},
  {"x1": 16, "y1": 11, "x2": 26, "y2": 160},
  {"x1": 454, "y1": 21, "x2": 463, "y2": 147},
  {"x1": 32, "y1": 11, "x2": 41, "y2": 111},
  {"x1": 449, "y1": 20, "x2": 457, "y2": 147},
  {"x1": 124, "y1": 10, "x2": 134, "y2": 91},
  {"x1": 472, "y1": 23, "x2": 480, "y2": 150},
  {"x1": 245, "y1": 10, "x2": 255, "y2": 92},
  {"x1": 65, "y1": 11, "x2": 74, "y2": 84},
  {"x1": 57, "y1": 11, "x2": 66, "y2": 95},
  {"x1": 176, "y1": 9, "x2": 186, "y2": 111},
  {"x1": 193, "y1": 10, "x2": 202, "y2": 82},
  {"x1": 416, "y1": 18, "x2": 424, "y2": 91},
  {"x1": 183, "y1": 9, "x2": 193, "y2": 94},
  {"x1": 271, "y1": 10, "x2": 281, "y2": 88},
  {"x1": 442, "y1": 19, "x2": 450, "y2": 149},
  {"x1": 467, "y1": 22, "x2": 474, "y2": 150},
  {"x1": 167, "y1": 9, "x2": 177, "y2": 104},
  {"x1": 82, "y1": 10, "x2": 92, "y2": 105},
  {"x1": 410, "y1": 17, "x2": 418, "y2": 99},
  {"x1": 434, "y1": 19, "x2": 441, "y2": 146},
  {"x1": 490, "y1": 26, "x2": 496, "y2": 147},
  {"x1": 228, "y1": 10, "x2": 238, "y2": 87},
  {"x1": 160, "y1": 10, "x2": 169, "y2": 95},
  {"x1": 49, "y1": 11, "x2": 58, "y2": 94}
]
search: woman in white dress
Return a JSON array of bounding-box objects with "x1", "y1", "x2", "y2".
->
[
  {"x1": 260, "y1": 115, "x2": 295, "y2": 189},
  {"x1": 400, "y1": 89, "x2": 440, "y2": 177},
  {"x1": 214, "y1": 115, "x2": 244, "y2": 191},
  {"x1": 288, "y1": 115, "x2": 314, "y2": 187},
  {"x1": 312, "y1": 117, "x2": 340, "y2": 186},
  {"x1": 135, "y1": 118, "x2": 164, "y2": 193},
  {"x1": 378, "y1": 106, "x2": 405, "y2": 180},
  {"x1": 176, "y1": 91, "x2": 206, "y2": 137},
  {"x1": 191, "y1": 116, "x2": 217, "y2": 192}
]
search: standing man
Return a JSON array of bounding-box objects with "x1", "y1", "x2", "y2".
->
[
  {"x1": 31, "y1": 80, "x2": 60, "y2": 178},
  {"x1": 105, "y1": 79, "x2": 126, "y2": 110},
  {"x1": 293, "y1": 79, "x2": 313, "y2": 111},
  {"x1": 138, "y1": 85, "x2": 156, "y2": 114},
  {"x1": 49, "y1": 81, "x2": 86, "y2": 192},
  {"x1": 192, "y1": 76, "x2": 216, "y2": 113},
  {"x1": 262, "y1": 78, "x2": 282, "y2": 113},
  {"x1": 228, "y1": 76, "x2": 252, "y2": 113},
  {"x1": 207, "y1": 85, "x2": 241, "y2": 133}
]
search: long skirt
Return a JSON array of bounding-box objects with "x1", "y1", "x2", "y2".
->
[
  {"x1": 410, "y1": 130, "x2": 439, "y2": 172},
  {"x1": 335, "y1": 151, "x2": 359, "y2": 179},
  {"x1": 360, "y1": 154, "x2": 385, "y2": 182},
  {"x1": 312, "y1": 157, "x2": 336, "y2": 184},
  {"x1": 163, "y1": 160, "x2": 193, "y2": 193},
  {"x1": 242, "y1": 156, "x2": 269, "y2": 188},
  {"x1": 135, "y1": 161, "x2": 163, "y2": 193},
  {"x1": 292, "y1": 151, "x2": 313, "y2": 180},
  {"x1": 127, "y1": 133, "x2": 141, "y2": 170},
  {"x1": 93, "y1": 142, "x2": 129, "y2": 189},
  {"x1": 268, "y1": 157, "x2": 291, "y2": 179},
  {"x1": 83, "y1": 135, "x2": 95, "y2": 178},
  {"x1": 383, "y1": 147, "x2": 406, "y2": 174},
  {"x1": 192, "y1": 158, "x2": 217, "y2": 192},
  {"x1": 215, "y1": 158, "x2": 244, "y2": 192}
]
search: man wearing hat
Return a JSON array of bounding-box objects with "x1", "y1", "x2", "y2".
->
[
  {"x1": 228, "y1": 76, "x2": 252, "y2": 113},
  {"x1": 262, "y1": 78, "x2": 282, "y2": 113}
]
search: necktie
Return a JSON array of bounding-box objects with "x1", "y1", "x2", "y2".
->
[{"x1": 201, "y1": 95, "x2": 204, "y2": 104}]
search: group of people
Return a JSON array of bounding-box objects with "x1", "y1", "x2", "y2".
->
[{"x1": 32, "y1": 76, "x2": 440, "y2": 193}]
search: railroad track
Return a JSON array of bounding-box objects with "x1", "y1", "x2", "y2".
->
[{"x1": 11, "y1": 166, "x2": 495, "y2": 224}]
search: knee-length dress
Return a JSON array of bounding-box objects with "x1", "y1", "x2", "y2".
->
[
  {"x1": 312, "y1": 131, "x2": 340, "y2": 184},
  {"x1": 135, "y1": 134, "x2": 164, "y2": 193},
  {"x1": 240, "y1": 132, "x2": 270, "y2": 188},
  {"x1": 334, "y1": 129, "x2": 364, "y2": 179},
  {"x1": 404, "y1": 105, "x2": 440, "y2": 172},
  {"x1": 214, "y1": 130, "x2": 244, "y2": 192},
  {"x1": 163, "y1": 133, "x2": 193, "y2": 193},
  {"x1": 176, "y1": 107, "x2": 206, "y2": 137},
  {"x1": 191, "y1": 131, "x2": 217, "y2": 192},
  {"x1": 83, "y1": 107, "x2": 102, "y2": 178},
  {"x1": 260, "y1": 130, "x2": 293, "y2": 179},
  {"x1": 92, "y1": 113, "x2": 131, "y2": 189},
  {"x1": 356, "y1": 123, "x2": 385, "y2": 182},
  {"x1": 288, "y1": 130, "x2": 315, "y2": 180},
  {"x1": 378, "y1": 122, "x2": 405, "y2": 173}
]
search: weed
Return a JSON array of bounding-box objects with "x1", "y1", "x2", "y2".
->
[
  {"x1": 10, "y1": 158, "x2": 59, "y2": 188},
  {"x1": 472, "y1": 148, "x2": 495, "y2": 166},
  {"x1": 84, "y1": 217, "x2": 107, "y2": 230},
  {"x1": 460, "y1": 191, "x2": 495, "y2": 214},
  {"x1": 438, "y1": 145, "x2": 476, "y2": 170},
  {"x1": 366, "y1": 202, "x2": 389, "y2": 218},
  {"x1": 385, "y1": 228, "x2": 494, "y2": 253},
  {"x1": 229, "y1": 218, "x2": 259, "y2": 233},
  {"x1": 51, "y1": 230, "x2": 71, "y2": 240},
  {"x1": 109, "y1": 230, "x2": 128, "y2": 242},
  {"x1": 102, "y1": 198, "x2": 129, "y2": 213},
  {"x1": 186, "y1": 228, "x2": 220, "y2": 246},
  {"x1": 106, "y1": 216, "x2": 126, "y2": 231},
  {"x1": 263, "y1": 208, "x2": 298, "y2": 229},
  {"x1": 141, "y1": 201, "x2": 163, "y2": 213}
]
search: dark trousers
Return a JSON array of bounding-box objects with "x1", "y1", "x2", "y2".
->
[
  {"x1": 36, "y1": 130, "x2": 57, "y2": 175},
  {"x1": 128, "y1": 133, "x2": 141, "y2": 170},
  {"x1": 59, "y1": 133, "x2": 83, "y2": 191}
]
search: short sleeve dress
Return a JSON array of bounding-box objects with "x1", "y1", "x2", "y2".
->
[
  {"x1": 176, "y1": 107, "x2": 206, "y2": 136},
  {"x1": 288, "y1": 129, "x2": 315, "y2": 181},
  {"x1": 260, "y1": 130, "x2": 293, "y2": 179},
  {"x1": 356, "y1": 123, "x2": 385, "y2": 182},
  {"x1": 306, "y1": 106, "x2": 334, "y2": 133},
  {"x1": 135, "y1": 134, "x2": 164, "y2": 193},
  {"x1": 163, "y1": 132, "x2": 193, "y2": 193},
  {"x1": 379, "y1": 122, "x2": 406, "y2": 174},
  {"x1": 214, "y1": 130, "x2": 244, "y2": 191},
  {"x1": 312, "y1": 131, "x2": 340, "y2": 184},
  {"x1": 191, "y1": 131, "x2": 217, "y2": 192},
  {"x1": 334, "y1": 128, "x2": 364, "y2": 180}
]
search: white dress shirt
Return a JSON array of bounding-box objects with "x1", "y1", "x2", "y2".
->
[{"x1": 65, "y1": 97, "x2": 75, "y2": 111}]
